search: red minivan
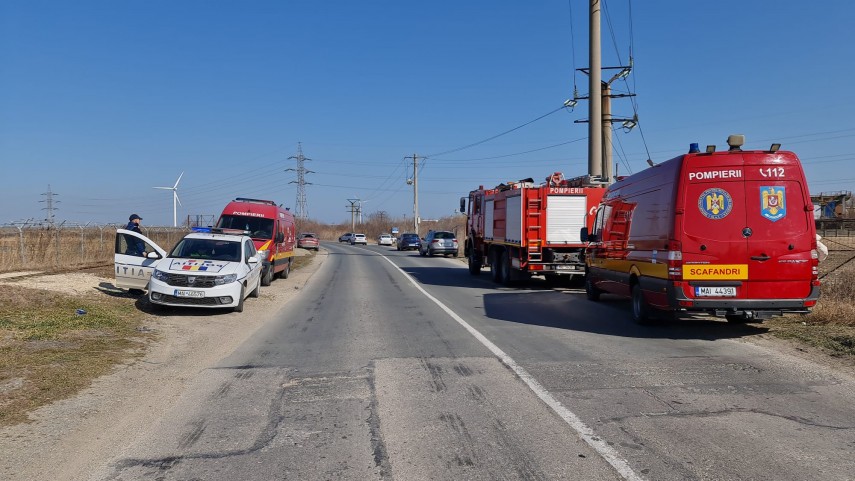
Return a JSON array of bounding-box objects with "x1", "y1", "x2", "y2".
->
[{"x1": 584, "y1": 135, "x2": 820, "y2": 324}]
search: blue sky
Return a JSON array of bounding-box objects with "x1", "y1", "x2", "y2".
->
[{"x1": 2, "y1": 1, "x2": 854, "y2": 226}]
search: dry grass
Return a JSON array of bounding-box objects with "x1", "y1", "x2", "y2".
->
[
  {"x1": 0, "y1": 285, "x2": 152, "y2": 426},
  {"x1": 0, "y1": 226, "x2": 187, "y2": 274}
]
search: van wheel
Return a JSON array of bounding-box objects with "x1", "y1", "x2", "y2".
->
[
  {"x1": 585, "y1": 275, "x2": 601, "y2": 301},
  {"x1": 261, "y1": 267, "x2": 273, "y2": 286},
  {"x1": 499, "y1": 252, "x2": 512, "y2": 286},
  {"x1": 281, "y1": 259, "x2": 291, "y2": 279},
  {"x1": 233, "y1": 287, "x2": 245, "y2": 313},
  {"x1": 631, "y1": 284, "x2": 652, "y2": 325}
]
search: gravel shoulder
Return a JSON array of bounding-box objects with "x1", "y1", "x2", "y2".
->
[{"x1": 0, "y1": 249, "x2": 328, "y2": 481}]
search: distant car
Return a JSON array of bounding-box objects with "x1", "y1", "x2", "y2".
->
[
  {"x1": 419, "y1": 230, "x2": 459, "y2": 257},
  {"x1": 378, "y1": 234, "x2": 394, "y2": 246},
  {"x1": 397, "y1": 233, "x2": 421, "y2": 251},
  {"x1": 297, "y1": 233, "x2": 320, "y2": 251},
  {"x1": 339, "y1": 233, "x2": 353, "y2": 243},
  {"x1": 350, "y1": 233, "x2": 367, "y2": 245}
]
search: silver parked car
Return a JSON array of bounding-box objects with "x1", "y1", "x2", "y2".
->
[{"x1": 419, "y1": 230, "x2": 458, "y2": 257}]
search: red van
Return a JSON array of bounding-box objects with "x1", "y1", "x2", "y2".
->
[
  {"x1": 584, "y1": 135, "x2": 820, "y2": 324},
  {"x1": 216, "y1": 198, "x2": 296, "y2": 286}
]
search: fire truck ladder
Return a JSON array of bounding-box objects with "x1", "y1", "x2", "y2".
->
[{"x1": 526, "y1": 193, "x2": 543, "y2": 262}]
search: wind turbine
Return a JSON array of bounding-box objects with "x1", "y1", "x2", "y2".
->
[{"x1": 153, "y1": 172, "x2": 183, "y2": 227}]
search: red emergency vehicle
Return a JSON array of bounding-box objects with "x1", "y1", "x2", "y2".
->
[
  {"x1": 216, "y1": 198, "x2": 296, "y2": 286},
  {"x1": 462, "y1": 172, "x2": 606, "y2": 285},
  {"x1": 584, "y1": 135, "x2": 821, "y2": 324}
]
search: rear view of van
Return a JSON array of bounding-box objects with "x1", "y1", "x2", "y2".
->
[{"x1": 585, "y1": 136, "x2": 820, "y2": 324}]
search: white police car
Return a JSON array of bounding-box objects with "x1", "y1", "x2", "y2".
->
[{"x1": 114, "y1": 227, "x2": 263, "y2": 312}]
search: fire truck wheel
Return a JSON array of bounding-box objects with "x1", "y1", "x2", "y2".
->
[
  {"x1": 468, "y1": 251, "x2": 482, "y2": 275},
  {"x1": 490, "y1": 253, "x2": 501, "y2": 283},
  {"x1": 631, "y1": 284, "x2": 652, "y2": 325},
  {"x1": 499, "y1": 252, "x2": 512, "y2": 286},
  {"x1": 261, "y1": 267, "x2": 273, "y2": 286},
  {"x1": 585, "y1": 275, "x2": 601, "y2": 301}
]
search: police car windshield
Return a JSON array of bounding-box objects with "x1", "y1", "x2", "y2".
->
[
  {"x1": 170, "y1": 238, "x2": 241, "y2": 262},
  {"x1": 217, "y1": 215, "x2": 274, "y2": 239}
]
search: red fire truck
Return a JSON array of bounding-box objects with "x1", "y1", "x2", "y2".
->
[
  {"x1": 215, "y1": 198, "x2": 296, "y2": 286},
  {"x1": 462, "y1": 172, "x2": 606, "y2": 285}
]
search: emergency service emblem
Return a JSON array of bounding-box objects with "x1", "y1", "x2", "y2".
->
[
  {"x1": 760, "y1": 186, "x2": 786, "y2": 222},
  {"x1": 698, "y1": 188, "x2": 733, "y2": 220}
]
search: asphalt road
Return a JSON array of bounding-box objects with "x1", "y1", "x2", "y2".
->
[{"x1": 91, "y1": 242, "x2": 855, "y2": 481}]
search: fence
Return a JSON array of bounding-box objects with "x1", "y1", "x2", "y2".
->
[{"x1": 0, "y1": 224, "x2": 188, "y2": 273}]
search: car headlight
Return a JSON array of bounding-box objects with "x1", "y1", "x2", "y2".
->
[
  {"x1": 215, "y1": 273, "x2": 238, "y2": 285},
  {"x1": 152, "y1": 269, "x2": 169, "y2": 282}
]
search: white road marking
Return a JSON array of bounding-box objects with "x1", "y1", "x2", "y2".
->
[{"x1": 381, "y1": 254, "x2": 645, "y2": 481}]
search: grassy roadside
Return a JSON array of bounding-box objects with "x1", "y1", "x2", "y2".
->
[
  {"x1": 0, "y1": 251, "x2": 317, "y2": 427},
  {"x1": 0, "y1": 285, "x2": 153, "y2": 426}
]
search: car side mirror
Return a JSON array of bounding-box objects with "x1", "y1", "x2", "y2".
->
[
  {"x1": 459, "y1": 196, "x2": 466, "y2": 213},
  {"x1": 146, "y1": 251, "x2": 160, "y2": 259},
  {"x1": 248, "y1": 256, "x2": 259, "y2": 264},
  {"x1": 275, "y1": 232, "x2": 284, "y2": 243}
]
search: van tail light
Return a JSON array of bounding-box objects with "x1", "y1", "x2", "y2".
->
[
  {"x1": 667, "y1": 241, "x2": 683, "y2": 280},
  {"x1": 810, "y1": 240, "x2": 819, "y2": 280}
]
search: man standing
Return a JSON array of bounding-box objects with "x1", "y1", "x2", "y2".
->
[{"x1": 125, "y1": 214, "x2": 146, "y2": 296}]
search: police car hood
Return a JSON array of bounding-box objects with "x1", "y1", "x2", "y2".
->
[{"x1": 165, "y1": 258, "x2": 238, "y2": 275}]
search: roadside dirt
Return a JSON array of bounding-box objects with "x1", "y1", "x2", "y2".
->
[{"x1": 0, "y1": 249, "x2": 328, "y2": 481}]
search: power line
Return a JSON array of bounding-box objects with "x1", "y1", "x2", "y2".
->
[{"x1": 425, "y1": 104, "x2": 568, "y2": 158}]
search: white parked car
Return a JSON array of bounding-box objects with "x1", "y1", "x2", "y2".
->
[
  {"x1": 378, "y1": 234, "x2": 394, "y2": 246},
  {"x1": 350, "y1": 233, "x2": 367, "y2": 245},
  {"x1": 114, "y1": 228, "x2": 263, "y2": 312}
]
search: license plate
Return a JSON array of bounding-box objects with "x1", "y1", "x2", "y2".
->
[
  {"x1": 555, "y1": 265, "x2": 571, "y2": 270},
  {"x1": 695, "y1": 286, "x2": 736, "y2": 297},
  {"x1": 174, "y1": 289, "x2": 204, "y2": 298}
]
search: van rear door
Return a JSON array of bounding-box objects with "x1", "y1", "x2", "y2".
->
[
  {"x1": 742, "y1": 152, "x2": 814, "y2": 299},
  {"x1": 681, "y1": 156, "x2": 750, "y2": 299}
]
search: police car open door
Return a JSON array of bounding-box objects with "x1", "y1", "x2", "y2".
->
[{"x1": 114, "y1": 229, "x2": 168, "y2": 290}]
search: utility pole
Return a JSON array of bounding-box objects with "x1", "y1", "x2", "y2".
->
[
  {"x1": 407, "y1": 154, "x2": 423, "y2": 234},
  {"x1": 40, "y1": 184, "x2": 59, "y2": 226},
  {"x1": 346, "y1": 198, "x2": 360, "y2": 232},
  {"x1": 574, "y1": 0, "x2": 635, "y2": 183},
  {"x1": 588, "y1": 0, "x2": 602, "y2": 179},
  {"x1": 287, "y1": 142, "x2": 313, "y2": 220}
]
